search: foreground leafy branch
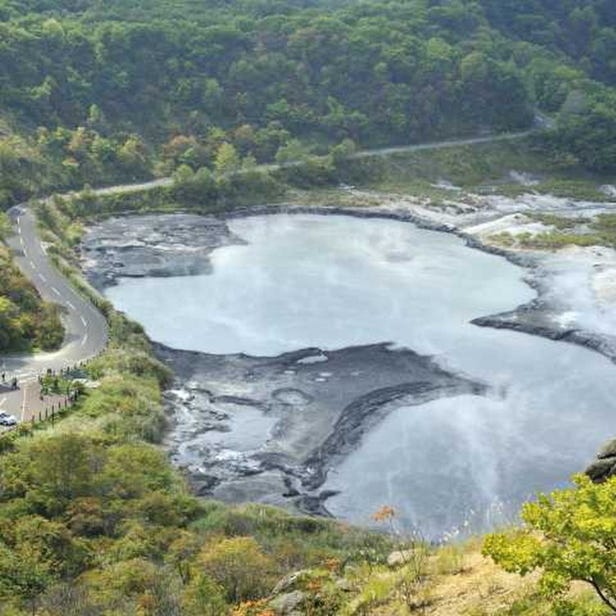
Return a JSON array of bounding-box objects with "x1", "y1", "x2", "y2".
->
[{"x1": 484, "y1": 474, "x2": 616, "y2": 613}]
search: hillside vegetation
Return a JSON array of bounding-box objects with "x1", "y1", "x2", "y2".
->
[
  {"x1": 0, "y1": 284, "x2": 613, "y2": 615},
  {"x1": 1, "y1": 0, "x2": 616, "y2": 209},
  {"x1": 2, "y1": 1, "x2": 616, "y2": 614}
]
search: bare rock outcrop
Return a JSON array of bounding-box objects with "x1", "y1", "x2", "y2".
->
[{"x1": 585, "y1": 438, "x2": 616, "y2": 482}]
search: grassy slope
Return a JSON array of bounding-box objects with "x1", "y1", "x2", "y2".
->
[{"x1": 347, "y1": 138, "x2": 615, "y2": 202}]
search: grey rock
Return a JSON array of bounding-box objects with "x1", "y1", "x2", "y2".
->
[
  {"x1": 269, "y1": 590, "x2": 305, "y2": 615},
  {"x1": 585, "y1": 458, "x2": 616, "y2": 483},
  {"x1": 597, "y1": 438, "x2": 616, "y2": 460},
  {"x1": 271, "y1": 570, "x2": 310, "y2": 595},
  {"x1": 387, "y1": 550, "x2": 413, "y2": 567},
  {"x1": 335, "y1": 578, "x2": 353, "y2": 592},
  {"x1": 586, "y1": 437, "x2": 616, "y2": 482}
]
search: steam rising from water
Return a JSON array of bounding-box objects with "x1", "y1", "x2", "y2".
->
[{"x1": 106, "y1": 214, "x2": 616, "y2": 537}]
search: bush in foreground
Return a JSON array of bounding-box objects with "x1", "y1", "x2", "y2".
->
[{"x1": 484, "y1": 474, "x2": 616, "y2": 613}]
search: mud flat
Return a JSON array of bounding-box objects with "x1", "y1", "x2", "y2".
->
[
  {"x1": 156, "y1": 342, "x2": 483, "y2": 515},
  {"x1": 81, "y1": 213, "x2": 244, "y2": 288}
]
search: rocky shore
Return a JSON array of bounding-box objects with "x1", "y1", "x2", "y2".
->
[{"x1": 81, "y1": 213, "x2": 244, "y2": 288}]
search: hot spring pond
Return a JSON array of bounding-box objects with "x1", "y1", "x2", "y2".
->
[{"x1": 104, "y1": 214, "x2": 616, "y2": 538}]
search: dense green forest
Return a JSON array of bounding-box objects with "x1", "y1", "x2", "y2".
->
[{"x1": 1, "y1": 0, "x2": 616, "y2": 209}]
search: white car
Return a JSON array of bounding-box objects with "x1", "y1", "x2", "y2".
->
[{"x1": 0, "y1": 412, "x2": 17, "y2": 426}]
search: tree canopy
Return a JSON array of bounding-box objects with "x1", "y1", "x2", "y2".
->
[
  {"x1": 484, "y1": 474, "x2": 616, "y2": 613},
  {"x1": 2, "y1": 0, "x2": 616, "y2": 209}
]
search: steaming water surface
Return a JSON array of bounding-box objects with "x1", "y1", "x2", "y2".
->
[{"x1": 106, "y1": 214, "x2": 616, "y2": 536}]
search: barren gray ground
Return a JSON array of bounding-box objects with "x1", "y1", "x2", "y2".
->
[{"x1": 157, "y1": 343, "x2": 482, "y2": 515}]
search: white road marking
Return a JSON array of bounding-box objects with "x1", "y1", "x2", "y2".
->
[
  {"x1": 80, "y1": 316, "x2": 87, "y2": 327},
  {"x1": 38, "y1": 273, "x2": 47, "y2": 282},
  {"x1": 51, "y1": 287, "x2": 61, "y2": 296},
  {"x1": 81, "y1": 334, "x2": 88, "y2": 346},
  {"x1": 67, "y1": 301, "x2": 75, "y2": 310},
  {"x1": 21, "y1": 385, "x2": 27, "y2": 422},
  {"x1": 19, "y1": 237, "x2": 24, "y2": 247},
  {"x1": 0, "y1": 397, "x2": 6, "y2": 407},
  {"x1": 29, "y1": 260, "x2": 35, "y2": 269},
  {"x1": 40, "y1": 243, "x2": 47, "y2": 254}
]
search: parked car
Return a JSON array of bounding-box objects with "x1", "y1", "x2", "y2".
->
[{"x1": 0, "y1": 412, "x2": 17, "y2": 426}]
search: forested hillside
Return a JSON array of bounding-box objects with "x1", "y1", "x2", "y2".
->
[
  {"x1": 481, "y1": 0, "x2": 616, "y2": 84},
  {"x1": 1, "y1": 0, "x2": 616, "y2": 210}
]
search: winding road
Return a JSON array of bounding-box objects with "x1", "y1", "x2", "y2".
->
[
  {"x1": 2, "y1": 208, "x2": 108, "y2": 382},
  {"x1": 0, "y1": 127, "x2": 536, "y2": 384}
]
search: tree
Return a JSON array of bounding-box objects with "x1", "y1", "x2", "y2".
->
[
  {"x1": 551, "y1": 93, "x2": 616, "y2": 172},
  {"x1": 25, "y1": 434, "x2": 98, "y2": 513},
  {"x1": 0, "y1": 542, "x2": 55, "y2": 615},
  {"x1": 484, "y1": 474, "x2": 616, "y2": 612},
  {"x1": 117, "y1": 135, "x2": 150, "y2": 180},
  {"x1": 172, "y1": 165, "x2": 217, "y2": 205},
  {"x1": 329, "y1": 138, "x2": 357, "y2": 164},
  {"x1": 198, "y1": 537, "x2": 274, "y2": 603},
  {"x1": 274, "y1": 138, "x2": 311, "y2": 164},
  {"x1": 181, "y1": 573, "x2": 228, "y2": 616},
  {"x1": 214, "y1": 142, "x2": 241, "y2": 176}
]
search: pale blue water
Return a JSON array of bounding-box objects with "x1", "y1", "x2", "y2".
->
[{"x1": 106, "y1": 214, "x2": 616, "y2": 537}]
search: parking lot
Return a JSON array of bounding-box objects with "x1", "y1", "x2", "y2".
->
[{"x1": 0, "y1": 376, "x2": 71, "y2": 431}]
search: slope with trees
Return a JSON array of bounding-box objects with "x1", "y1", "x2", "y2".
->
[{"x1": 2, "y1": 0, "x2": 616, "y2": 211}]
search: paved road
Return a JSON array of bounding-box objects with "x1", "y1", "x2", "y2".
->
[
  {"x1": 224, "y1": 129, "x2": 534, "y2": 173},
  {"x1": 1, "y1": 207, "x2": 108, "y2": 383},
  {"x1": 351, "y1": 129, "x2": 533, "y2": 159},
  {"x1": 76, "y1": 177, "x2": 173, "y2": 198}
]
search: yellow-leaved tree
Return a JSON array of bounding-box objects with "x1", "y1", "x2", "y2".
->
[{"x1": 484, "y1": 474, "x2": 616, "y2": 612}]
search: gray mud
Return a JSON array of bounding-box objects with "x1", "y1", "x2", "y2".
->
[
  {"x1": 81, "y1": 213, "x2": 244, "y2": 288},
  {"x1": 156, "y1": 342, "x2": 484, "y2": 515},
  {"x1": 471, "y1": 307, "x2": 616, "y2": 363}
]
